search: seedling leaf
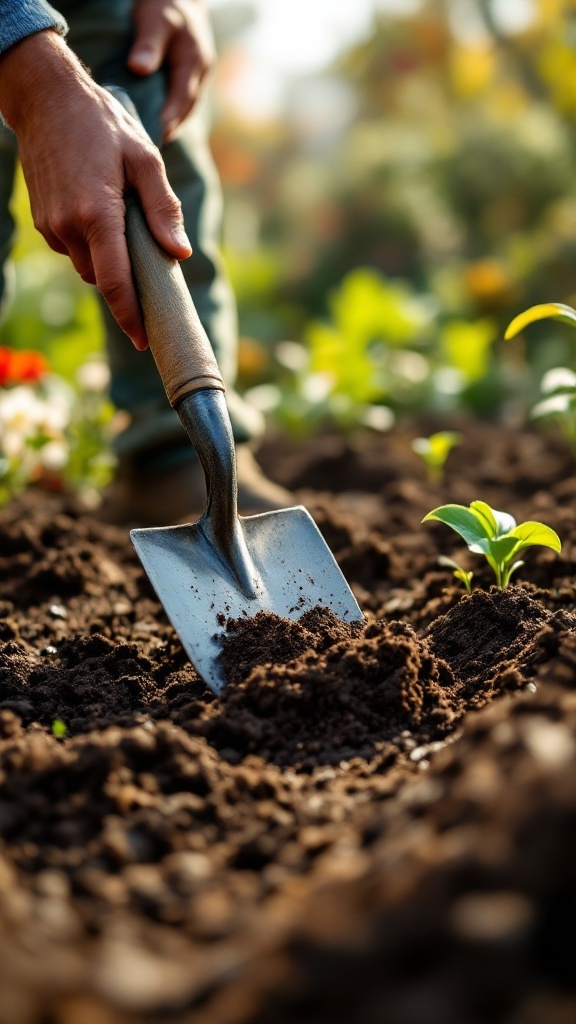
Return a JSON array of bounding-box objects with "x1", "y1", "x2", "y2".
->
[
  {"x1": 531, "y1": 393, "x2": 575, "y2": 420},
  {"x1": 508, "y1": 521, "x2": 562, "y2": 553},
  {"x1": 541, "y1": 367, "x2": 576, "y2": 394},
  {"x1": 505, "y1": 302, "x2": 576, "y2": 340},
  {"x1": 503, "y1": 560, "x2": 525, "y2": 587},
  {"x1": 422, "y1": 504, "x2": 492, "y2": 547},
  {"x1": 473, "y1": 534, "x2": 522, "y2": 563}
]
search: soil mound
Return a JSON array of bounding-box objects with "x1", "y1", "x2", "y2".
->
[
  {"x1": 202, "y1": 616, "x2": 457, "y2": 768},
  {"x1": 195, "y1": 588, "x2": 574, "y2": 769},
  {"x1": 426, "y1": 585, "x2": 557, "y2": 703}
]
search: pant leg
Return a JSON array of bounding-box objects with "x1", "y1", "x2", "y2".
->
[
  {"x1": 63, "y1": 0, "x2": 262, "y2": 470},
  {"x1": 0, "y1": 123, "x2": 18, "y2": 317}
]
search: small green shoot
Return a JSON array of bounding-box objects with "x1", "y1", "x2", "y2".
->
[
  {"x1": 423, "y1": 500, "x2": 561, "y2": 589},
  {"x1": 437, "y1": 555, "x2": 474, "y2": 594},
  {"x1": 51, "y1": 719, "x2": 68, "y2": 739},
  {"x1": 411, "y1": 431, "x2": 461, "y2": 484}
]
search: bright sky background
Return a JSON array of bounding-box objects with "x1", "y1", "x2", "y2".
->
[
  {"x1": 210, "y1": 0, "x2": 422, "y2": 73},
  {"x1": 209, "y1": 0, "x2": 421, "y2": 117}
]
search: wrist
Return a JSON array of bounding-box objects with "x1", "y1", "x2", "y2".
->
[{"x1": 0, "y1": 30, "x2": 88, "y2": 133}]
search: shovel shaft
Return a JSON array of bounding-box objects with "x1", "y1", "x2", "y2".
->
[
  {"x1": 125, "y1": 198, "x2": 255, "y2": 593},
  {"x1": 110, "y1": 86, "x2": 256, "y2": 599},
  {"x1": 125, "y1": 195, "x2": 224, "y2": 408}
]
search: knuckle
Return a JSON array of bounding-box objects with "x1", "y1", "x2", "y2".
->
[{"x1": 75, "y1": 198, "x2": 100, "y2": 230}]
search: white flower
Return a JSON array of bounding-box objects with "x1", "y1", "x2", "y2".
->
[
  {"x1": 0, "y1": 386, "x2": 46, "y2": 437},
  {"x1": 39, "y1": 439, "x2": 69, "y2": 470},
  {"x1": 1, "y1": 429, "x2": 27, "y2": 460}
]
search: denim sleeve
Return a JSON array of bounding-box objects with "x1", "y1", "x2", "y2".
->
[{"x1": 0, "y1": 0, "x2": 68, "y2": 56}]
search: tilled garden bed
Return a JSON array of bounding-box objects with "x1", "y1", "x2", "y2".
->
[{"x1": 1, "y1": 419, "x2": 576, "y2": 1024}]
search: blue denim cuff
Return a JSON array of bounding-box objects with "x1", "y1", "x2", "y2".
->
[{"x1": 0, "y1": 0, "x2": 68, "y2": 56}]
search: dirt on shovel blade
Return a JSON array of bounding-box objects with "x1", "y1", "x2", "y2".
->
[{"x1": 1, "y1": 419, "x2": 576, "y2": 1023}]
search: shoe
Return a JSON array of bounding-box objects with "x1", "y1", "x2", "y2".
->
[{"x1": 97, "y1": 445, "x2": 293, "y2": 526}]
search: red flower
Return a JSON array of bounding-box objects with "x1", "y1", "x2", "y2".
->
[
  {"x1": 0, "y1": 346, "x2": 49, "y2": 386},
  {"x1": 0, "y1": 347, "x2": 11, "y2": 386}
]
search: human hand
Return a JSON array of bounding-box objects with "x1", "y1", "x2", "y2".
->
[
  {"x1": 128, "y1": 0, "x2": 216, "y2": 142},
  {"x1": 0, "y1": 31, "x2": 192, "y2": 350}
]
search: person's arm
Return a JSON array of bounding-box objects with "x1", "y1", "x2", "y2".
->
[
  {"x1": 127, "y1": 0, "x2": 216, "y2": 142},
  {"x1": 0, "y1": 29, "x2": 192, "y2": 349},
  {"x1": 0, "y1": 0, "x2": 67, "y2": 55}
]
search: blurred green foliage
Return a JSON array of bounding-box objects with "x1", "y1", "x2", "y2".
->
[
  {"x1": 5, "y1": 0, "x2": 576, "y2": 445},
  {"x1": 3, "y1": 168, "x2": 103, "y2": 378}
]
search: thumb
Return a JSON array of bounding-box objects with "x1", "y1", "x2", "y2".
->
[{"x1": 127, "y1": 4, "x2": 171, "y2": 75}]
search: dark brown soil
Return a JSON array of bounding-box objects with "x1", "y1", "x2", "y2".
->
[{"x1": 1, "y1": 419, "x2": 576, "y2": 1024}]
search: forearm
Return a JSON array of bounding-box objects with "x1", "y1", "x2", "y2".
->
[
  {"x1": 0, "y1": 29, "x2": 87, "y2": 134},
  {"x1": 0, "y1": 0, "x2": 67, "y2": 57}
]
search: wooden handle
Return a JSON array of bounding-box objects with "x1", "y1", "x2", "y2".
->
[{"x1": 125, "y1": 195, "x2": 224, "y2": 408}]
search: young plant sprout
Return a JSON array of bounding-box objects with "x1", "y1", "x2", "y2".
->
[
  {"x1": 411, "y1": 431, "x2": 461, "y2": 484},
  {"x1": 51, "y1": 719, "x2": 68, "y2": 739},
  {"x1": 423, "y1": 500, "x2": 561, "y2": 590},
  {"x1": 437, "y1": 554, "x2": 474, "y2": 594}
]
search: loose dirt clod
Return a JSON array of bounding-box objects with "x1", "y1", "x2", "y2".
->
[{"x1": 217, "y1": 605, "x2": 363, "y2": 684}]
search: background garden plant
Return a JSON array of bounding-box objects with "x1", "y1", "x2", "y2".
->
[
  {"x1": 506, "y1": 303, "x2": 576, "y2": 454},
  {"x1": 0, "y1": 344, "x2": 117, "y2": 507},
  {"x1": 411, "y1": 431, "x2": 462, "y2": 484}
]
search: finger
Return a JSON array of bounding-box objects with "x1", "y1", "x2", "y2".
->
[
  {"x1": 125, "y1": 148, "x2": 192, "y2": 260},
  {"x1": 65, "y1": 241, "x2": 96, "y2": 285},
  {"x1": 127, "y1": 2, "x2": 172, "y2": 76},
  {"x1": 161, "y1": 42, "x2": 205, "y2": 137},
  {"x1": 89, "y1": 224, "x2": 148, "y2": 350}
]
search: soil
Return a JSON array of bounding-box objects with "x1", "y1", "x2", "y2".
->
[{"x1": 1, "y1": 418, "x2": 576, "y2": 1024}]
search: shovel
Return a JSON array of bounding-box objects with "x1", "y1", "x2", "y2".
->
[{"x1": 116, "y1": 101, "x2": 363, "y2": 695}]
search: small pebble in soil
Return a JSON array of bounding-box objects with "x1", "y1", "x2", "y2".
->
[{"x1": 49, "y1": 604, "x2": 67, "y2": 619}]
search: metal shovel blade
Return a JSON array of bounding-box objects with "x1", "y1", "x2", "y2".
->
[{"x1": 131, "y1": 506, "x2": 363, "y2": 695}]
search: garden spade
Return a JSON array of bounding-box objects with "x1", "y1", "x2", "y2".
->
[{"x1": 121, "y1": 142, "x2": 363, "y2": 695}]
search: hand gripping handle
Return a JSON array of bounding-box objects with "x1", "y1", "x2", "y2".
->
[{"x1": 124, "y1": 194, "x2": 224, "y2": 408}]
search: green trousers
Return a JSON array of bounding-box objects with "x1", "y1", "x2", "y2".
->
[{"x1": 0, "y1": 0, "x2": 261, "y2": 471}]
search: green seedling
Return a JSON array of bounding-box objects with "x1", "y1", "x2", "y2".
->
[
  {"x1": 437, "y1": 554, "x2": 474, "y2": 594},
  {"x1": 51, "y1": 719, "x2": 68, "y2": 739},
  {"x1": 423, "y1": 500, "x2": 561, "y2": 589},
  {"x1": 411, "y1": 431, "x2": 461, "y2": 484}
]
